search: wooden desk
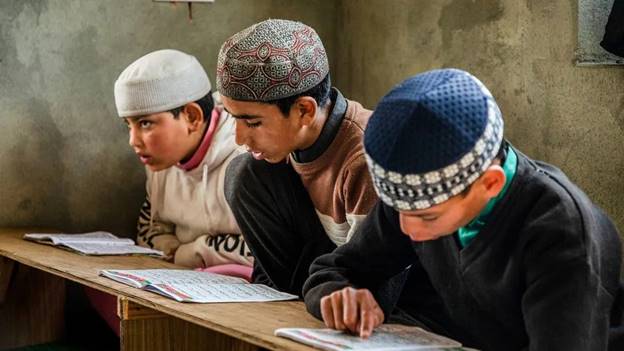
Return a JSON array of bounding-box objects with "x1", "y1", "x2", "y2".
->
[{"x1": 0, "y1": 228, "x2": 323, "y2": 350}]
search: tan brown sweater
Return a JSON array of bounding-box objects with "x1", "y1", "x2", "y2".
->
[{"x1": 290, "y1": 99, "x2": 378, "y2": 246}]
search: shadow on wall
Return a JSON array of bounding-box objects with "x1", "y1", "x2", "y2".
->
[{"x1": 0, "y1": 98, "x2": 71, "y2": 230}]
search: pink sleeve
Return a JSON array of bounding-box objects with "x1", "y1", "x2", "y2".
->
[{"x1": 195, "y1": 264, "x2": 253, "y2": 282}]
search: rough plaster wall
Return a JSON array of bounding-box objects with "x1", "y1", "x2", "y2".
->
[
  {"x1": 335, "y1": 0, "x2": 624, "y2": 234},
  {"x1": 0, "y1": 0, "x2": 336, "y2": 236}
]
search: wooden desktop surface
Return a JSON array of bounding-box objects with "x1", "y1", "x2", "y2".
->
[{"x1": 0, "y1": 228, "x2": 324, "y2": 351}]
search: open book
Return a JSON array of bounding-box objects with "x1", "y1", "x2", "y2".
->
[
  {"x1": 275, "y1": 324, "x2": 470, "y2": 351},
  {"x1": 100, "y1": 269, "x2": 298, "y2": 303},
  {"x1": 24, "y1": 231, "x2": 164, "y2": 256}
]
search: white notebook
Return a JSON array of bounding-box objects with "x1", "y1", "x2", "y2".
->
[
  {"x1": 275, "y1": 324, "x2": 468, "y2": 351},
  {"x1": 100, "y1": 268, "x2": 298, "y2": 303},
  {"x1": 24, "y1": 231, "x2": 164, "y2": 256}
]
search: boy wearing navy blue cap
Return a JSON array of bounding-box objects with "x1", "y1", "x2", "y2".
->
[{"x1": 303, "y1": 69, "x2": 624, "y2": 351}]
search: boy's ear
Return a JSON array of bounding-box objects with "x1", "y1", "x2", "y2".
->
[
  {"x1": 479, "y1": 165, "x2": 506, "y2": 199},
  {"x1": 294, "y1": 96, "x2": 317, "y2": 126},
  {"x1": 182, "y1": 102, "x2": 204, "y2": 132}
]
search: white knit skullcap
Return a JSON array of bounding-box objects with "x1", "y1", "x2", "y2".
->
[{"x1": 114, "y1": 49, "x2": 211, "y2": 117}]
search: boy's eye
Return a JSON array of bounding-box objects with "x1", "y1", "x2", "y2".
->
[
  {"x1": 245, "y1": 120, "x2": 261, "y2": 128},
  {"x1": 139, "y1": 120, "x2": 153, "y2": 128}
]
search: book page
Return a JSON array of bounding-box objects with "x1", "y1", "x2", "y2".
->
[
  {"x1": 62, "y1": 242, "x2": 163, "y2": 256},
  {"x1": 147, "y1": 282, "x2": 298, "y2": 303},
  {"x1": 99, "y1": 269, "x2": 248, "y2": 289},
  {"x1": 55, "y1": 237, "x2": 134, "y2": 245},
  {"x1": 100, "y1": 269, "x2": 151, "y2": 288},
  {"x1": 275, "y1": 324, "x2": 463, "y2": 351},
  {"x1": 24, "y1": 231, "x2": 122, "y2": 244}
]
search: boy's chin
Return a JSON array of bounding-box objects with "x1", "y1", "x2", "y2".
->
[
  {"x1": 406, "y1": 231, "x2": 451, "y2": 242},
  {"x1": 146, "y1": 162, "x2": 172, "y2": 172},
  {"x1": 261, "y1": 153, "x2": 289, "y2": 164},
  {"x1": 263, "y1": 157, "x2": 286, "y2": 164}
]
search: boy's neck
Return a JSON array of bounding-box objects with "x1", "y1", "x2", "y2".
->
[{"x1": 291, "y1": 89, "x2": 346, "y2": 163}]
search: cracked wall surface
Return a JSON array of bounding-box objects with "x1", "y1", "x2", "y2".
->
[{"x1": 335, "y1": 0, "x2": 624, "y2": 234}]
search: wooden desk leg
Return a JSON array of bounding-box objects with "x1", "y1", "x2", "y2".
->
[
  {"x1": 118, "y1": 297, "x2": 260, "y2": 351},
  {"x1": 0, "y1": 260, "x2": 65, "y2": 349}
]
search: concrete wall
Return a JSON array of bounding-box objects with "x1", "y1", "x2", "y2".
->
[
  {"x1": 0, "y1": 0, "x2": 337, "y2": 236},
  {"x1": 335, "y1": 0, "x2": 624, "y2": 233}
]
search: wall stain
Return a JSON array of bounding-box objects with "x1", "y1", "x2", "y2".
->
[
  {"x1": 18, "y1": 199, "x2": 32, "y2": 211},
  {"x1": 439, "y1": 0, "x2": 505, "y2": 51},
  {"x1": 64, "y1": 26, "x2": 100, "y2": 78},
  {"x1": 2, "y1": 98, "x2": 70, "y2": 228},
  {"x1": 0, "y1": 0, "x2": 49, "y2": 24},
  {"x1": 612, "y1": 95, "x2": 624, "y2": 135}
]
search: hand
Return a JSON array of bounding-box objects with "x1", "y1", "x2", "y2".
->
[
  {"x1": 319, "y1": 287, "x2": 384, "y2": 338},
  {"x1": 158, "y1": 239, "x2": 180, "y2": 258},
  {"x1": 150, "y1": 235, "x2": 180, "y2": 260},
  {"x1": 173, "y1": 243, "x2": 204, "y2": 268}
]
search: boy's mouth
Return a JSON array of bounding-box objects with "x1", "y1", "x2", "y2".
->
[
  {"x1": 251, "y1": 151, "x2": 264, "y2": 160},
  {"x1": 137, "y1": 153, "x2": 152, "y2": 164},
  {"x1": 246, "y1": 147, "x2": 265, "y2": 160}
]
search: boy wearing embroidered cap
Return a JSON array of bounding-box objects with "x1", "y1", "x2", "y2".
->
[
  {"x1": 303, "y1": 69, "x2": 624, "y2": 350},
  {"x1": 217, "y1": 19, "x2": 377, "y2": 296},
  {"x1": 114, "y1": 49, "x2": 252, "y2": 269}
]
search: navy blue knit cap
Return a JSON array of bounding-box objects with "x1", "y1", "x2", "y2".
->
[{"x1": 364, "y1": 68, "x2": 504, "y2": 211}]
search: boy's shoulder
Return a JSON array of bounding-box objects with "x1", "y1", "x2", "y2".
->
[
  {"x1": 516, "y1": 150, "x2": 588, "y2": 210},
  {"x1": 342, "y1": 98, "x2": 373, "y2": 133},
  {"x1": 512, "y1": 150, "x2": 615, "y2": 245}
]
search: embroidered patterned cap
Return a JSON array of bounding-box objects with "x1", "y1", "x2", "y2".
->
[
  {"x1": 216, "y1": 19, "x2": 329, "y2": 101},
  {"x1": 364, "y1": 69, "x2": 504, "y2": 211}
]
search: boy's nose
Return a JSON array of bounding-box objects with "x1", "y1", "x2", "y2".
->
[
  {"x1": 234, "y1": 120, "x2": 247, "y2": 146},
  {"x1": 399, "y1": 214, "x2": 424, "y2": 237},
  {"x1": 128, "y1": 127, "x2": 141, "y2": 147}
]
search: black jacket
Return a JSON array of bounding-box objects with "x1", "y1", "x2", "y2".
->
[{"x1": 304, "y1": 149, "x2": 624, "y2": 351}]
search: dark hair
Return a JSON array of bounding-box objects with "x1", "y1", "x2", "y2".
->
[
  {"x1": 267, "y1": 73, "x2": 332, "y2": 116},
  {"x1": 168, "y1": 92, "x2": 215, "y2": 123}
]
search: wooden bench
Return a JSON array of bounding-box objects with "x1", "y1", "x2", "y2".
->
[{"x1": 0, "y1": 228, "x2": 323, "y2": 350}]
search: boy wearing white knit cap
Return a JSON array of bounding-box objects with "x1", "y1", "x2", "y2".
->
[{"x1": 114, "y1": 49, "x2": 252, "y2": 271}]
